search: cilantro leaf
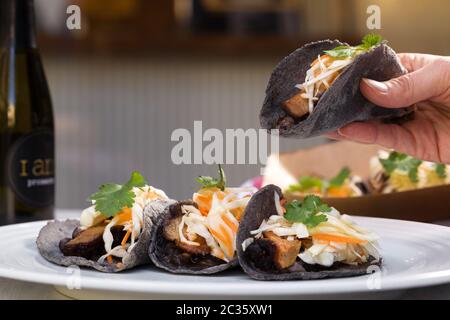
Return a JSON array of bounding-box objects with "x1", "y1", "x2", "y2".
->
[
  {"x1": 287, "y1": 176, "x2": 324, "y2": 193},
  {"x1": 287, "y1": 167, "x2": 353, "y2": 194},
  {"x1": 324, "y1": 45, "x2": 357, "y2": 58},
  {"x1": 436, "y1": 164, "x2": 447, "y2": 179},
  {"x1": 380, "y1": 151, "x2": 422, "y2": 183},
  {"x1": 360, "y1": 33, "x2": 383, "y2": 49},
  {"x1": 89, "y1": 171, "x2": 147, "y2": 217},
  {"x1": 329, "y1": 167, "x2": 351, "y2": 187},
  {"x1": 195, "y1": 164, "x2": 226, "y2": 191},
  {"x1": 324, "y1": 33, "x2": 383, "y2": 59},
  {"x1": 284, "y1": 195, "x2": 330, "y2": 228}
]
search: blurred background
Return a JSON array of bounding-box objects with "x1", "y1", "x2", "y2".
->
[{"x1": 34, "y1": 0, "x2": 450, "y2": 209}]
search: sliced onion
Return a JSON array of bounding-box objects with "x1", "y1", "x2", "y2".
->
[
  {"x1": 274, "y1": 192, "x2": 283, "y2": 216},
  {"x1": 241, "y1": 238, "x2": 254, "y2": 252}
]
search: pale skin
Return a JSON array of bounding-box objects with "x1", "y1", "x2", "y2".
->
[{"x1": 327, "y1": 53, "x2": 450, "y2": 164}]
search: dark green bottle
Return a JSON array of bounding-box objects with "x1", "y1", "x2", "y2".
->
[{"x1": 0, "y1": 0, "x2": 55, "y2": 225}]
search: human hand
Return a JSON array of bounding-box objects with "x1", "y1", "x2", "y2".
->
[{"x1": 327, "y1": 53, "x2": 450, "y2": 164}]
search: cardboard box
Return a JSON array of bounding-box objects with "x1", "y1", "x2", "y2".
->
[{"x1": 262, "y1": 141, "x2": 450, "y2": 222}]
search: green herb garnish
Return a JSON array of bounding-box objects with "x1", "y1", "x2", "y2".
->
[
  {"x1": 360, "y1": 33, "x2": 384, "y2": 49},
  {"x1": 287, "y1": 167, "x2": 351, "y2": 194},
  {"x1": 89, "y1": 171, "x2": 147, "y2": 217},
  {"x1": 435, "y1": 164, "x2": 447, "y2": 179},
  {"x1": 379, "y1": 151, "x2": 422, "y2": 183},
  {"x1": 284, "y1": 195, "x2": 330, "y2": 227},
  {"x1": 287, "y1": 176, "x2": 324, "y2": 193},
  {"x1": 324, "y1": 33, "x2": 383, "y2": 59},
  {"x1": 195, "y1": 164, "x2": 226, "y2": 191},
  {"x1": 329, "y1": 167, "x2": 351, "y2": 187}
]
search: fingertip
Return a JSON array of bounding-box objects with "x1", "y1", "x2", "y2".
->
[
  {"x1": 360, "y1": 78, "x2": 387, "y2": 103},
  {"x1": 338, "y1": 122, "x2": 378, "y2": 144},
  {"x1": 324, "y1": 131, "x2": 343, "y2": 141},
  {"x1": 360, "y1": 77, "x2": 408, "y2": 109}
]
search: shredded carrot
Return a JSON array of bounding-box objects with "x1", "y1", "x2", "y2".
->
[
  {"x1": 216, "y1": 191, "x2": 225, "y2": 201},
  {"x1": 107, "y1": 255, "x2": 113, "y2": 264},
  {"x1": 195, "y1": 193, "x2": 210, "y2": 202},
  {"x1": 310, "y1": 54, "x2": 329, "y2": 67},
  {"x1": 312, "y1": 233, "x2": 367, "y2": 244},
  {"x1": 116, "y1": 207, "x2": 132, "y2": 224},
  {"x1": 216, "y1": 252, "x2": 225, "y2": 260},
  {"x1": 209, "y1": 228, "x2": 226, "y2": 244},
  {"x1": 327, "y1": 186, "x2": 352, "y2": 198},
  {"x1": 193, "y1": 194, "x2": 212, "y2": 216},
  {"x1": 209, "y1": 226, "x2": 233, "y2": 257},
  {"x1": 219, "y1": 225, "x2": 234, "y2": 257},
  {"x1": 230, "y1": 207, "x2": 244, "y2": 221},
  {"x1": 222, "y1": 214, "x2": 238, "y2": 233},
  {"x1": 121, "y1": 229, "x2": 131, "y2": 247},
  {"x1": 194, "y1": 189, "x2": 227, "y2": 216}
]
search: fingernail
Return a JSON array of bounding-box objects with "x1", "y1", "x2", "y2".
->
[
  {"x1": 337, "y1": 127, "x2": 350, "y2": 137},
  {"x1": 362, "y1": 78, "x2": 388, "y2": 93},
  {"x1": 338, "y1": 125, "x2": 354, "y2": 137}
]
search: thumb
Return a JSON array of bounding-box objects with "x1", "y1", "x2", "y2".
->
[{"x1": 360, "y1": 61, "x2": 447, "y2": 108}]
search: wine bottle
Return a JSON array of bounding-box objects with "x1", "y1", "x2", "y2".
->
[{"x1": 0, "y1": 0, "x2": 55, "y2": 225}]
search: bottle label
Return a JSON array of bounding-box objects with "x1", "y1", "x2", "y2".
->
[{"x1": 7, "y1": 130, "x2": 54, "y2": 207}]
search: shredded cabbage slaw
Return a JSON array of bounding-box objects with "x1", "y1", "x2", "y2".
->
[
  {"x1": 177, "y1": 187, "x2": 256, "y2": 262},
  {"x1": 295, "y1": 55, "x2": 354, "y2": 114},
  {"x1": 79, "y1": 185, "x2": 168, "y2": 264},
  {"x1": 244, "y1": 192, "x2": 380, "y2": 267}
]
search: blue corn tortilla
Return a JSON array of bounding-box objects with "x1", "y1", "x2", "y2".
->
[
  {"x1": 148, "y1": 199, "x2": 238, "y2": 274},
  {"x1": 260, "y1": 40, "x2": 413, "y2": 138},
  {"x1": 36, "y1": 204, "x2": 159, "y2": 272},
  {"x1": 237, "y1": 184, "x2": 381, "y2": 281}
]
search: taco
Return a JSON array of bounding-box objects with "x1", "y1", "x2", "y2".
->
[
  {"x1": 237, "y1": 185, "x2": 381, "y2": 280},
  {"x1": 149, "y1": 166, "x2": 256, "y2": 274},
  {"x1": 260, "y1": 34, "x2": 413, "y2": 138},
  {"x1": 370, "y1": 150, "x2": 450, "y2": 193},
  {"x1": 37, "y1": 171, "x2": 169, "y2": 272},
  {"x1": 285, "y1": 167, "x2": 368, "y2": 198}
]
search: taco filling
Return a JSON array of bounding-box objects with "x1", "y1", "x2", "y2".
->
[
  {"x1": 162, "y1": 166, "x2": 256, "y2": 263},
  {"x1": 242, "y1": 194, "x2": 380, "y2": 271},
  {"x1": 370, "y1": 150, "x2": 450, "y2": 193},
  {"x1": 286, "y1": 167, "x2": 367, "y2": 198},
  {"x1": 282, "y1": 34, "x2": 383, "y2": 119},
  {"x1": 59, "y1": 172, "x2": 168, "y2": 266}
]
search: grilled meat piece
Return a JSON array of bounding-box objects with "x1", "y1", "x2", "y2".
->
[
  {"x1": 60, "y1": 225, "x2": 127, "y2": 259},
  {"x1": 282, "y1": 92, "x2": 309, "y2": 118},
  {"x1": 163, "y1": 216, "x2": 182, "y2": 242},
  {"x1": 276, "y1": 116, "x2": 296, "y2": 131},
  {"x1": 263, "y1": 231, "x2": 302, "y2": 269},
  {"x1": 60, "y1": 226, "x2": 105, "y2": 259},
  {"x1": 164, "y1": 216, "x2": 211, "y2": 256},
  {"x1": 245, "y1": 238, "x2": 278, "y2": 271},
  {"x1": 176, "y1": 237, "x2": 211, "y2": 256}
]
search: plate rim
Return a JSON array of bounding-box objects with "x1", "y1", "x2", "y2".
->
[{"x1": 1, "y1": 216, "x2": 450, "y2": 296}]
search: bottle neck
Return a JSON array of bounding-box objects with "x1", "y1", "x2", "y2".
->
[{"x1": 0, "y1": 0, "x2": 37, "y2": 49}]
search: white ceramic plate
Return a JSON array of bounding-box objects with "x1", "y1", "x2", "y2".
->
[{"x1": 1, "y1": 213, "x2": 450, "y2": 299}]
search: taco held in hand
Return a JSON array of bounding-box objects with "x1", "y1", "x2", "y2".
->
[
  {"x1": 37, "y1": 172, "x2": 168, "y2": 272},
  {"x1": 260, "y1": 34, "x2": 413, "y2": 138},
  {"x1": 149, "y1": 166, "x2": 256, "y2": 274},
  {"x1": 237, "y1": 185, "x2": 380, "y2": 281}
]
